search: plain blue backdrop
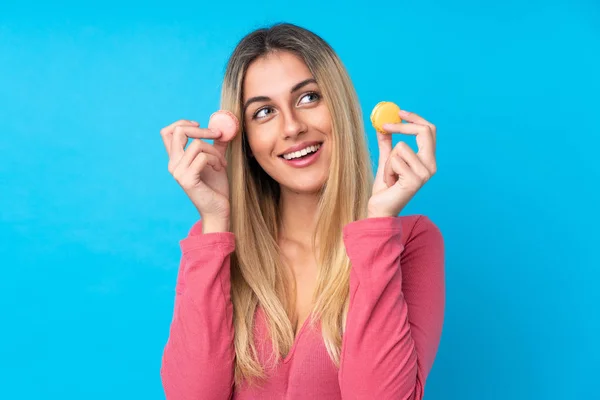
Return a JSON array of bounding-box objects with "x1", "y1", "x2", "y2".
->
[{"x1": 1, "y1": 1, "x2": 598, "y2": 399}]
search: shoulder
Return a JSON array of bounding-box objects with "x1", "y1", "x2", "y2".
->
[
  {"x1": 398, "y1": 214, "x2": 445, "y2": 293},
  {"x1": 398, "y1": 214, "x2": 444, "y2": 249}
]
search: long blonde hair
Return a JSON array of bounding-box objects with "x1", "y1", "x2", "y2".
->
[{"x1": 220, "y1": 23, "x2": 373, "y2": 386}]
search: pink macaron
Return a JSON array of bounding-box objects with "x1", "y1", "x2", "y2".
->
[{"x1": 208, "y1": 110, "x2": 239, "y2": 142}]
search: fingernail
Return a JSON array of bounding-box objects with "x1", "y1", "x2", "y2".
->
[
  {"x1": 190, "y1": 120, "x2": 199, "y2": 125},
  {"x1": 399, "y1": 110, "x2": 410, "y2": 116}
]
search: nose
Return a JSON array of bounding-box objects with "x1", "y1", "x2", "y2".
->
[{"x1": 281, "y1": 108, "x2": 307, "y2": 139}]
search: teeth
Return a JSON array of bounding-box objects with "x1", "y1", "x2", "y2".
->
[{"x1": 283, "y1": 144, "x2": 321, "y2": 160}]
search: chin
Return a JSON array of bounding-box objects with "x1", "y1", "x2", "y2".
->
[
  {"x1": 280, "y1": 176, "x2": 328, "y2": 195},
  {"x1": 283, "y1": 186, "x2": 323, "y2": 195},
  {"x1": 259, "y1": 159, "x2": 330, "y2": 195}
]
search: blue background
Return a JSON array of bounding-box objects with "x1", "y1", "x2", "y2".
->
[{"x1": 1, "y1": 1, "x2": 598, "y2": 399}]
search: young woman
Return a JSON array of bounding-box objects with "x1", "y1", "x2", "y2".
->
[{"x1": 159, "y1": 23, "x2": 445, "y2": 400}]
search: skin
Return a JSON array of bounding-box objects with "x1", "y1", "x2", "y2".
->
[
  {"x1": 242, "y1": 51, "x2": 331, "y2": 246},
  {"x1": 160, "y1": 49, "x2": 438, "y2": 336},
  {"x1": 242, "y1": 51, "x2": 332, "y2": 334}
]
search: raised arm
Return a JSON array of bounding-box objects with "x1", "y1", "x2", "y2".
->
[
  {"x1": 160, "y1": 221, "x2": 236, "y2": 400},
  {"x1": 339, "y1": 215, "x2": 445, "y2": 400}
]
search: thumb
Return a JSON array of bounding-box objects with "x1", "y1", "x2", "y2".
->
[
  {"x1": 212, "y1": 135, "x2": 230, "y2": 157},
  {"x1": 376, "y1": 130, "x2": 393, "y2": 165}
]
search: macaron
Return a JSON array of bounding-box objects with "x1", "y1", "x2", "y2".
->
[
  {"x1": 208, "y1": 110, "x2": 239, "y2": 141},
  {"x1": 370, "y1": 101, "x2": 402, "y2": 133}
]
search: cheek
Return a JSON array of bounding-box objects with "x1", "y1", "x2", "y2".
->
[
  {"x1": 247, "y1": 130, "x2": 275, "y2": 157},
  {"x1": 316, "y1": 107, "x2": 333, "y2": 135}
]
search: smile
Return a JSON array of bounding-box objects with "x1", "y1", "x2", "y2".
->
[
  {"x1": 281, "y1": 143, "x2": 322, "y2": 160},
  {"x1": 278, "y1": 142, "x2": 323, "y2": 168}
]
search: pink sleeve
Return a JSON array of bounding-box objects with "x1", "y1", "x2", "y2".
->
[
  {"x1": 339, "y1": 215, "x2": 445, "y2": 400},
  {"x1": 160, "y1": 221, "x2": 236, "y2": 400}
]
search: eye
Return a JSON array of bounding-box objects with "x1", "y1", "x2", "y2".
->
[
  {"x1": 253, "y1": 106, "x2": 274, "y2": 120},
  {"x1": 298, "y1": 91, "x2": 321, "y2": 105}
]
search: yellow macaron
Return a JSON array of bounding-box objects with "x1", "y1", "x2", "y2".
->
[{"x1": 370, "y1": 101, "x2": 402, "y2": 133}]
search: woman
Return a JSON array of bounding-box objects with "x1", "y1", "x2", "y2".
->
[{"x1": 160, "y1": 22, "x2": 445, "y2": 400}]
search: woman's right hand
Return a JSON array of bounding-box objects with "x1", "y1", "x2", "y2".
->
[{"x1": 160, "y1": 119, "x2": 230, "y2": 227}]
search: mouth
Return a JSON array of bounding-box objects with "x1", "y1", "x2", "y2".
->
[{"x1": 278, "y1": 142, "x2": 324, "y2": 167}]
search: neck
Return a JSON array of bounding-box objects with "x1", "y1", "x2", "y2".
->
[{"x1": 278, "y1": 188, "x2": 320, "y2": 248}]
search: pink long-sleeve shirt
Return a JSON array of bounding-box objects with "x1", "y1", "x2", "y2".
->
[{"x1": 161, "y1": 215, "x2": 445, "y2": 400}]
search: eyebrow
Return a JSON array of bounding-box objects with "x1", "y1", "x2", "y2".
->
[{"x1": 243, "y1": 78, "x2": 317, "y2": 114}]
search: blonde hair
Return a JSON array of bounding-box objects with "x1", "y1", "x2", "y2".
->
[{"x1": 220, "y1": 23, "x2": 373, "y2": 386}]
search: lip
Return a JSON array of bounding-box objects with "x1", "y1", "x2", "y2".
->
[
  {"x1": 279, "y1": 142, "x2": 323, "y2": 168},
  {"x1": 278, "y1": 141, "x2": 323, "y2": 157}
]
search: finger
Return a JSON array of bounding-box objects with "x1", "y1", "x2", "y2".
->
[
  {"x1": 171, "y1": 126, "x2": 223, "y2": 164},
  {"x1": 387, "y1": 154, "x2": 422, "y2": 190},
  {"x1": 212, "y1": 137, "x2": 230, "y2": 158},
  {"x1": 198, "y1": 139, "x2": 228, "y2": 168},
  {"x1": 174, "y1": 152, "x2": 222, "y2": 189},
  {"x1": 376, "y1": 130, "x2": 393, "y2": 165},
  {"x1": 178, "y1": 139, "x2": 227, "y2": 171},
  {"x1": 392, "y1": 142, "x2": 433, "y2": 182},
  {"x1": 374, "y1": 128, "x2": 393, "y2": 186},
  {"x1": 188, "y1": 151, "x2": 223, "y2": 176},
  {"x1": 382, "y1": 121, "x2": 436, "y2": 173},
  {"x1": 384, "y1": 154, "x2": 410, "y2": 187},
  {"x1": 398, "y1": 110, "x2": 436, "y2": 146},
  {"x1": 397, "y1": 110, "x2": 434, "y2": 129},
  {"x1": 160, "y1": 120, "x2": 199, "y2": 156}
]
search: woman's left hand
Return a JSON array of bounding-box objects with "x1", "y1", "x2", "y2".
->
[{"x1": 367, "y1": 109, "x2": 437, "y2": 218}]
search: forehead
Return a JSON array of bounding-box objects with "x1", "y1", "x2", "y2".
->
[{"x1": 243, "y1": 51, "x2": 313, "y2": 99}]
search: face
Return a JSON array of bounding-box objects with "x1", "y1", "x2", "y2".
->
[{"x1": 242, "y1": 51, "x2": 332, "y2": 195}]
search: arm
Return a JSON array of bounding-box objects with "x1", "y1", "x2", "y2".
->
[
  {"x1": 160, "y1": 221, "x2": 236, "y2": 400},
  {"x1": 338, "y1": 215, "x2": 445, "y2": 400}
]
